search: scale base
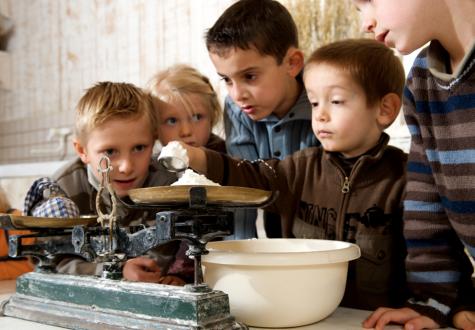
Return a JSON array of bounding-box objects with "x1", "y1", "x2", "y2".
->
[{"x1": 1, "y1": 272, "x2": 246, "y2": 329}]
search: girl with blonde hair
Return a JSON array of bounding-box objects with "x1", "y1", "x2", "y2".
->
[{"x1": 147, "y1": 64, "x2": 225, "y2": 152}]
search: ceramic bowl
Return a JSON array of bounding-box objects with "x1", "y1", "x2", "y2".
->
[{"x1": 202, "y1": 239, "x2": 360, "y2": 328}]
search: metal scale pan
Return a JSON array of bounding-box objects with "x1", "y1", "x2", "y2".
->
[
  {"x1": 0, "y1": 214, "x2": 97, "y2": 230},
  {"x1": 126, "y1": 185, "x2": 274, "y2": 208}
]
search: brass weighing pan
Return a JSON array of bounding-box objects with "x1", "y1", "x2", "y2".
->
[
  {"x1": 0, "y1": 213, "x2": 97, "y2": 230},
  {"x1": 128, "y1": 185, "x2": 273, "y2": 207}
]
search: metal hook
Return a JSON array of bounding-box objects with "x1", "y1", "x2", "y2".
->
[{"x1": 95, "y1": 155, "x2": 118, "y2": 254}]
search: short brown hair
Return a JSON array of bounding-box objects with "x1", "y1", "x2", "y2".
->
[
  {"x1": 205, "y1": 0, "x2": 298, "y2": 64},
  {"x1": 74, "y1": 82, "x2": 157, "y2": 143},
  {"x1": 305, "y1": 38, "x2": 405, "y2": 107},
  {"x1": 147, "y1": 64, "x2": 222, "y2": 128}
]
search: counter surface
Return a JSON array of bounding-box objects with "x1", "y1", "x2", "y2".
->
[{"x1": 0, "y1": 280, "x2": 454, "y2": 330}]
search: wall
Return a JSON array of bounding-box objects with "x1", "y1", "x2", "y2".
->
[
  {"x1": 0, "y1": 0, "x2": 234, "y2": 165},
  {"x1": 0, "y1": 0, "x2": 235, "y2": 208}
]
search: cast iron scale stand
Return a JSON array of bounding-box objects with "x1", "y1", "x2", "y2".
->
[{"x1": 0, "y1": 158, "x2": 273, "y2": 329}]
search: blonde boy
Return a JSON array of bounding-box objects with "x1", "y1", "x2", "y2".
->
[{"x1": 27, "y1": 82, "x2": 185, "y2": 285}]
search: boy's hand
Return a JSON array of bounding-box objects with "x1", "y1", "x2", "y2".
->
[
  {"x1": 123, "y1": 256, "x2": 164, "y2": 283},
  {"x1": 362, "y1": 307, "x2": 439, "y2": 330},
  {"x1": 123, "y1": 257, "x2": 186, "y2": 286},
  {"x1": 176, "y1": 142, "x2": 207, "y2": 174},
  {"x1": 158, "y1": 275, "x2": 185, "y2": 286},
  {"x1": 453, "y1": 310, "x2": 475, "y2": 330}
]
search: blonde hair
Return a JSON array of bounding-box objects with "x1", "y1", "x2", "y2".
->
[
  {"x1": 147, "y1": 64, "x2": 222, "y2": 128},
  {"x1": 74, "y1": 82, "x2": 158, "y2": 143}
]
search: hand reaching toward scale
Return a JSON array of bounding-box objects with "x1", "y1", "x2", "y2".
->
[{"x1": 123, "y1": 256, "x2": 185, "y2": 286}]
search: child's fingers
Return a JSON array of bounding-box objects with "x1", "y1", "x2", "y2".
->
[
  {"x1": 135, "y1": 271, "x2": 163, "y2": 283},
  {"x1": 362, "y1": 307, "x2": 393, "y2": 328},
  {"x1": 159, "y1": 275, "x2": 185, "y2": 286},
  {"x1": 403, "y1": 315, "x2": 439, "y2": 330},
  {"x1": 453, "y1": 311, "x2": 475, "y2": 330},
  {"x1": 363, "y1": 307, "x2": 424, "y2": 330}
]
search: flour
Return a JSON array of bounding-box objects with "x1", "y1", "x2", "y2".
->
[
  {"x1": 158, "y1": 141, "x2": 189, "y2": 171},
  {"x1": 171, "y1": 169, "x2": 220, "y2": 186}
]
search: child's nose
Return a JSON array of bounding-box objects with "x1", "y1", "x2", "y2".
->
[
  {"x1": 314, "y1": 107, "x2": 328, "y2": 122},
  {"x1": 362, "y1": 17, "x2": 376, "y2": 33},
  {"x1": 230, "y1": 83, "x2": 248, "y2": 102},
  {"x1": 117, "y1": 157, "x2": 133, "y2": 174},
  {"x1": 179, "y1": 121, "x2": 192, "y2": 137}
]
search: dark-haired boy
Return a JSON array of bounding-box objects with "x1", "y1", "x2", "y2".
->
[{"x1": 205, "y1": 0, "x2": 319, "y2": 239}]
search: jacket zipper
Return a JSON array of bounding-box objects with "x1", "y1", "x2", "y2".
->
[{"x1": 341, "y1": 176, "x2": 350, "y2": 194}]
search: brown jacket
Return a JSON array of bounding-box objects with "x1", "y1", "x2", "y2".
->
[
  {"x1": 51, "y1": 157, "x2": 183, "y2": 277},
  {"x1": 204, "y1": 133, "x2": 408, "y2": 310}
]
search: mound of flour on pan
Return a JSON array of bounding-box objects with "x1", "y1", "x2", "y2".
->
[{"x1": 171, "y1": 169, "x2": 220, "y2": 186}]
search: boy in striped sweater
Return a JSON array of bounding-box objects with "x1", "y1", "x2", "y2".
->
[{"x1": 353, "y1": 0, "x2": 475, "y2": 329}]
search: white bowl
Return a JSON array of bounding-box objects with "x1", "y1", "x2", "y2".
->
[{"x1": 202, "y1": 239, "x2": 360, "y2": 328}]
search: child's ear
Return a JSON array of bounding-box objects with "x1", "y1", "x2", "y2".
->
[
  {"x1": 285, "y1": 47, "x2": 304, "y2": 77},
  {"x1": 377, "y1": 93, "x2": 401, "y2": 128},
  {"x1": 73, "y1": 138, "x2": 89, "y2": 164}
]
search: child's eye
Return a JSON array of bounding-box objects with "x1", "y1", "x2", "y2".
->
[
  {"x1": 310, "y1": 102, "x2": 319, "y2": 108},
  {"x1": 244, "y1": 73, "x2": 257, "y2": 81},
  {"x1": 133, "y1": 145, "x2": 147, "y2": 153},
  {"x1": 103, "y1": 149, "x2": 117, "y2": 157},
  {"x1": 165, "y1": 117, "x2": 177, "y2": 125},
  {"x1": 191, "y1": 113, "x2": 204, "y2": 122},
  {"x1": 332, "y1": 100, "x2": 344, "y2": 105},
  {"x1": 220, "y1": 76, "x2": 232, "y2": 86}
]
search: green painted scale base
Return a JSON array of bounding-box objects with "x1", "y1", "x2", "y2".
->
[{"x1": 2, "y1": 272, "x2": 246, "y2": 329}]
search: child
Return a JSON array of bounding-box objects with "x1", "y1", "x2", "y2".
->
[
  {"x1": 25, "y1": 82, "x2": 188, "y2": 285},
  {"x1": 352, "y1": 0, "x2": 475, "y2": 329},
  {"x1": 147, "y1": 64, "x2": 225, "y2": 152},
  {"x1": 146, "y1": 64, "x2": 224, "y2": 273},
  {"x1": 0, "y1": 187, "x2": 34, "y2": 280},
  {"x1": 178, "y1": 38, "x2": 408, "y2": 310},
  {"x1": 205, "y1": 0, "x2": 320, "y2": 238}
]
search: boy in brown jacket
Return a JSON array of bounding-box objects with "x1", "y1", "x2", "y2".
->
[{"x1": 177, "y1": 39, "x2": 408, "y2": 310}]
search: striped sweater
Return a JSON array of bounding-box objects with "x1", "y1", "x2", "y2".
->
[{"x1": 403, "y1": 40, "x2": 475, "y2": 326}]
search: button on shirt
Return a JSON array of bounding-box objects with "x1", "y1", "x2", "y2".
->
[{"x1": 223, "y1": 89, "x2": 320, "y2": 161}]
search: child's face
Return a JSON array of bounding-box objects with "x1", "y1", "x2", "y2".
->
[
  {"x1": 209, "y1": 47, "x2": 301, "y2": 120},
  {"x1": 304, "y1": 63, "x2": 383, "y2": 158},
  {"x1": 157, "y1": 95, "x2": 212, "y2": 147},
  {"x1": 74, "y1": 114, "x2": 155, "y2": 197},
  {"x1": 352, "y1": 0, "x2": 431, "y2": 55}
]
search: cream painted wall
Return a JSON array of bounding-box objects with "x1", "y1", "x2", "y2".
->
[
  {"x1": 0, "y1": 0, "x2": 234, "y2": 165},
  {"x1": 0, "y1": 0, "x2": 235, "y2": 208}
]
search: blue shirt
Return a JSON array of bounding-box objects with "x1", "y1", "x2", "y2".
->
[
  {"x1": 223, "y1": 89, "x2": 319, "y2": 161},
  {"x1": 223, "y1": 88, "x2": 320, "y2": 240}
]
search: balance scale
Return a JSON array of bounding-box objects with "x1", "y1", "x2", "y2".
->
[{"x1": 0, "y1": 159, "x2": 274, "y2": 329}]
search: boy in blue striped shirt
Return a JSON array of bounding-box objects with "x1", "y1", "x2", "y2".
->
[
  {"x1": 205, "y1": 0, "x2": 320, "y2": 239},
  {"x1": 353, "y1": 0, "x2": 475, "y2": 329}
]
